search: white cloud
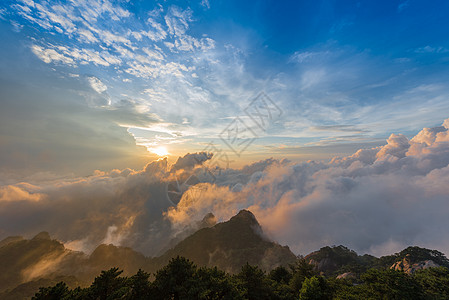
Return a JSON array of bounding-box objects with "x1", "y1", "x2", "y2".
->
[
  {"x1": 201, "y1": 0, "x2": 211, "y2": 9},
  {"x1": 164, "y1": 6, "x2": 192, "y2": 37},
  {"x1": 88, "y1": 76, "x2": 107, "y2": 94},
  {"x1": 12, "y1": 0, "x2": 216, "y2": 85},
  {"x1": 166, "y1": 118, "x2": 449, "y2": 256},
  {"x1": 31, "y1": 43, "x2": 123, "y2": 67},
  {"x1": 31, "y1": 45, "x2": 74, "y2": 65},
  {"x1": 414, "y1": 46, "x2": 449, "y2": 54},
  {"x1": 78, "y1": 29, "x2": 98, "y2": 43},
  {"x1": 300, "y1": 69, "x2": 326, "y2": 90},
  {"x1": 2, "y1": 120, "x2": 449, "y2": 257},
  {"x1": 144, "y1": 18, "x2": 168, "y2": 41},
  {"x1": 10, "y1": 21, "x2": 24, "y2": 32},
  {"x1": 143, "y1": 47, "x2": 164, "y2": 61},
  {"x1": 290, "y1": 51, "x2": 330, "y2": 63}
]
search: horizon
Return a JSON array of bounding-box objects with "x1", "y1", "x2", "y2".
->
[{"x1": 1, "y1": 0, "x2": 449, "y2": 269}]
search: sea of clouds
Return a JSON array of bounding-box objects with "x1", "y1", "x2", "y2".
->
[{"x1": 1, "y1": 119, "x2": 449, "y2": 257}]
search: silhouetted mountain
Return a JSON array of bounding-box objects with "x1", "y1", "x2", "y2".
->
[
  {"x1": 0, "y1": 276, "x2": 81, "y2": 300},
  {"x1": 0, "y1": 210, "x2": 297, "y2": 297},
  {"x1": 155, "y1": 212, "x2": 218, "y2": 256},
  {"x1": 0, "y1": 236, "x2": 24, "y2": 248},
  {"x1": 2, "y1": 212, "x2": 449, "y2": 299},
  {"x1": 0, "y1": 232, "x2": 85, "y2": 292},
  {"x1": 153, "y1": 210, "x2": 297, "y2": 273},
  {"x1": 88, "y1": 244, "x2": 150, "y2": 275}
]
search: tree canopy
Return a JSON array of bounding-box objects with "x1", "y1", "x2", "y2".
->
[{"x1": 33, "y1": 256, "x2": 449, "y2": 300}]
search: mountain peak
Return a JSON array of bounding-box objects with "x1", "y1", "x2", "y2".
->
[
  {"x1": 32, "y1": 231, "x2": 51, "y2": 241},
  {"x1": 154, "y1": 209, "x2": 297, "y2": 273},
  {"x1": 229, "y1": 209, "x2": 258, "y2": 226},
  {"x1": 198, "y1": 212, "x2": 217, "y2": 228}
]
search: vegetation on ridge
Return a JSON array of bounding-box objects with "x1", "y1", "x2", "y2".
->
[{"x1": 32, "y1": 256, "x2": 449, "y2": 300}]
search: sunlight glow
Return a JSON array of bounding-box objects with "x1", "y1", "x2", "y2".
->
[{"x1": 150, "y1": 146, "x2": 169, "y2": 156}]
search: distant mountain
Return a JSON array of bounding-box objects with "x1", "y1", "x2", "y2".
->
[
  {"x1": 383, "y1": 246, "x2": 449, "y2": 274},
  {"x1": 2, "y1": 212, "x2": 449, "y2": 299},
  {"x1": 0, "y1": 210, "x2": 297, "y2": 298},
  {"x1": 0, "y1": 231, "x2": 86, "y2": 293},
  {"x1": 305, "y1": 245, "x2": 378, "y2": 275},
  {"x1": 305, "y1": 245, "x2": 449, "y2": 277}
]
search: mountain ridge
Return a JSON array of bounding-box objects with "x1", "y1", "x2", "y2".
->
[
  {"x1": 1, "y1": 210, "x2": 448, "y2": 298},
  {"x1": 0, "y1": 209, "x2": 297, "y2": 296}
]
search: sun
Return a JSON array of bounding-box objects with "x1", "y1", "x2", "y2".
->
[{"x1": 151, "y1": 146, "x2": 169, "y2": 156}]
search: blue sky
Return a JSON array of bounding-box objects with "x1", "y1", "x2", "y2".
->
[{"x1": 1, "y1": 0, "x2": 449, "y2": 178}]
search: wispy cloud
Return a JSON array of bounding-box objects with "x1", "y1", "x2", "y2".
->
[
  {"x1": 414, "y1": 45, "x2": 449, "y2": 53},
  {"x1": 5, "y1": 0, "x2": 449, "y2": 166},
  {"x1": 88, "y1": 76, "x2": 107, "y2": 94},
  {"x1": 31, "y1": 45, "x2": 75, "y2": 65},
  {"x1": 8, "y1": 0, "x2": 221, "y2": 153},
  {"x1": 398, "y1": 0, "x2": 410, "y2": 12}
]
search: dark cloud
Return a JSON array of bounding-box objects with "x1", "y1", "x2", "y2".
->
[{"x1": 170, "y1": 152, "x2": 213, "y2": 172}]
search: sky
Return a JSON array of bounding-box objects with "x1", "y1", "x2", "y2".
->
[
  {"x1": 1, "y1": 0, "x2": 449, "y2": 258},
  {"x1": 1, "y1": 0, "x2": 449, "y2": 179}
]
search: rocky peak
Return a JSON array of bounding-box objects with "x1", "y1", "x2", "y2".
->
[
  {"x1": 32, "y1": 231, "x2": 51, "y2": 241},
  {"x1": 153, "y1": 209, "x2": 297, "y2": 273},
  {"x1": 229, "y1": 210, "x2": 259, "y2": 227},
  {"x1": 390, "y1": 255, "x2": 439, "y2": 274},
  {"x1": 198, "y1": 212, "x2": 217, "y2": 228}
]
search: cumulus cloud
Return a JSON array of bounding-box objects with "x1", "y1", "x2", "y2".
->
[
  {"x1": 167, "y1": 118, "x2": 449, "y2": 256},
  {"x1": 0, "y1": 159, "x2": 172, "y2": 255},
  {"x1": 170, "y1": 152, "x2": 213, "y2": 172},
  {"x1": 2, "y1": 119, "x2": 449, "y2": 258},
  {"x1": 0, "y1": 153, "x2": 215, "y2": 256}
]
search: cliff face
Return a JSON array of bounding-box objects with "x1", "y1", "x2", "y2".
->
[{"x1": 390, "y1": 254, "x2": 440, "y2": 274}]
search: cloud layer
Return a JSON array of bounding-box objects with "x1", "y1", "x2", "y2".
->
[
  {"x1": 1, "y1": 120, "x2": 449, "y2": 258},
  {"x1": 168, "y1": 118, "x2": 449, "y2": 256}
]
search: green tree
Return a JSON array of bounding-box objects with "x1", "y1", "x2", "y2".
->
[
  {"x1": 414, "y1": 267, "x2": 449, "y2": 299},
  {"x1": 269, "y1": 266, "x2": 295, "y2": 300},
  {"x1": 32, "y1": 282, "x2": 70, "y2": 300},
  {"x1": 195, "y1": 266, "x2": 243, "y2": 299},
  {"x1": 125, "y1": 269, "x2": 152, "y2": 299},
  {"x1": 87, "y1": 267, "x2": 128, "y2": 300},
  {"x1": 289, "y1": 258, "x2": 316, "y2": 294},
  {"x1": 269, "y1": 266, "x2": 292, "y2": 285},
  {"x1": 360, "y1": 268, "x2": 423, "y2": 299},
  {"x1": 66, "y1": 287, "x2": 89, "y2": 300},
  {"x1": 234, "y1": 263, "x2": 274, "y2": 300},
  {"x1": 299, "y1": 276, "x2": 331, "y2": 300},
  {"x1": 152, "y1": 256, "x2": 197, "y2": 300}
]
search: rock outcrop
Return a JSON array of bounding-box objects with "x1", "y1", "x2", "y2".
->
[{"x1": 390, "y1": 254, "x2": 440, "y2": 274}]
